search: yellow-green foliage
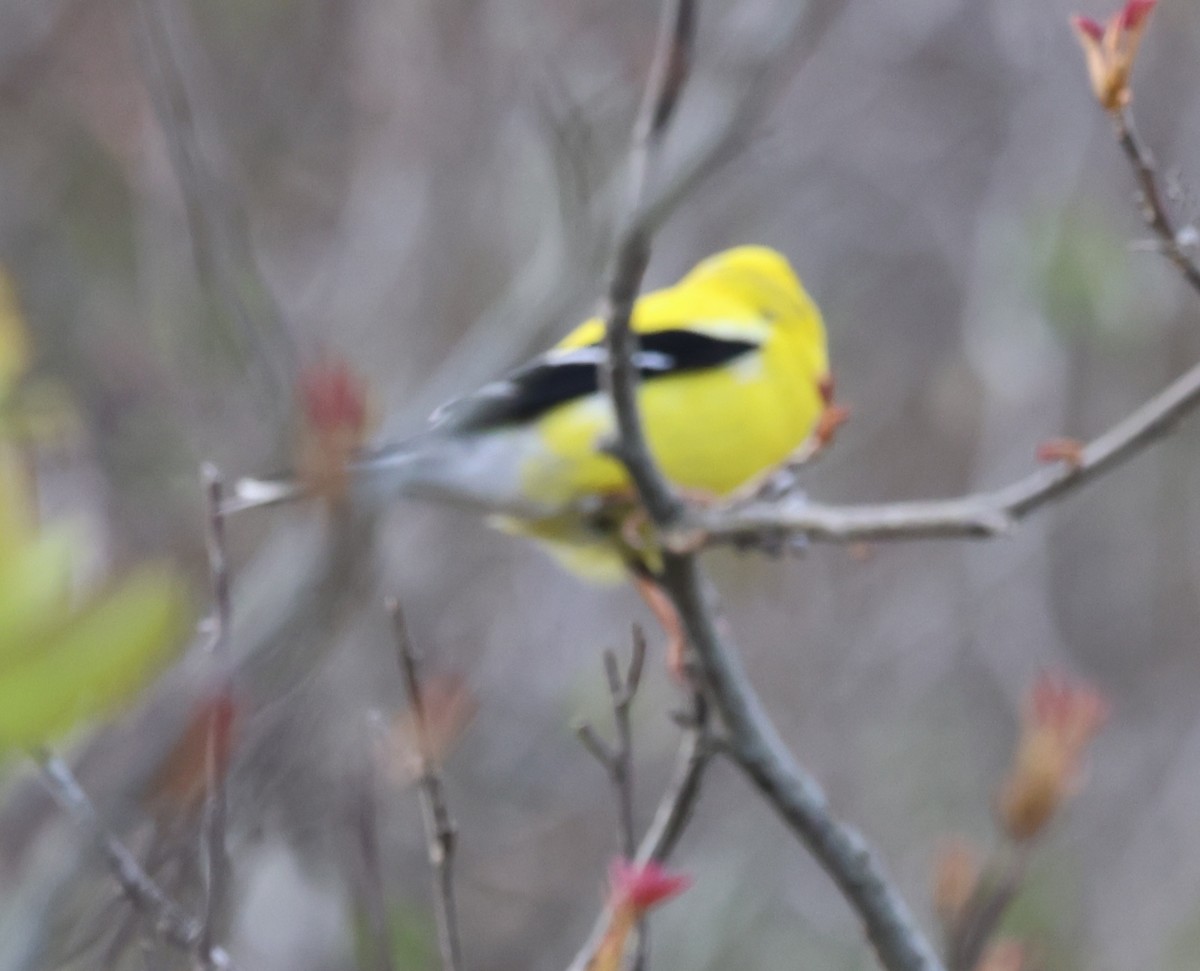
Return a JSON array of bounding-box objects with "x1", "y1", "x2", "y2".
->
[{"x1": 0, "y1": 272, "x2": 188, "y2": 752}]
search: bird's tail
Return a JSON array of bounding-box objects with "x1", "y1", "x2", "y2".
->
[
  {"x1": 223, "y1": 474, "x2": 305, "y2": 514},
  {"x1": 225, "y1": 441, "x2": 428, "y2": 516}
]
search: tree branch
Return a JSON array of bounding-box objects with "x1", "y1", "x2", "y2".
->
[
  {"x1": 200, "y1": 465, "x2": 232, "y2": 958},
  {"x1": 389, "y1": 600, "x2": 464, "y2": 971},
  {"x1": 1113, "y1": 106, "x2": 1200, "y2": 297},
  {"x1": 575, "y1": 629, "x2": 647, "y2": 860},
  {"x1": 35, "y1": 751, "x2": 236, "y2": 970},
  {"x1": 694, "y1": 340, "x2": 1200, "y2": 548}
]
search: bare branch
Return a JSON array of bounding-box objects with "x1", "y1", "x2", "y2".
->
[
  {"x1": 566, "y1": 692, "x2": 712, "y2": 971},
  {"x1": 945, "y1": 849, "x2": 1027, "y2": 971},
  {"x1": 576, "y1": 630, "x2": 648, "y2": 859},
  {"x1": 667, "y1": 557, "x2": 946, "y2": 971},
  {"x1": 1113, "y1": 107, "x2": 1200, "y2": 297},
  {"x1": 200, "y1": 465, "x2": 232, "y2": 958},
  {"x1": 389, "y1": 600, "x2": 464, "y2": 971},
  {"x1": 344, "y1": 745, "x2": 397, "y2": 971},
  {"x1": 35, "y1": 751, "x2": 236, "y2": 971},
  {"x1": 573, "y1": 630, "x2": 650, "y2": 970},
  {"x1": 696, "y1": 347, "x2": 1200, "y2": 548}
]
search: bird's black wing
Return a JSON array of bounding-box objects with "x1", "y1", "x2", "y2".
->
[{"x1": 431, "y1": 329, "x2": 758, "y2": 433}]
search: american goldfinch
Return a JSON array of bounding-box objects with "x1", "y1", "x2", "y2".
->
[{"x1": 236, "y1": 245, "x2": 833, "y2": 581}]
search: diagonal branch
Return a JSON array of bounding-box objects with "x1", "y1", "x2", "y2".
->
[
  {"x1": 695, "y1": 323, "x2": 1200, "y2": 548},
  {"x1": 35, "y1": 751, "x2": 237, "y2": 971}
]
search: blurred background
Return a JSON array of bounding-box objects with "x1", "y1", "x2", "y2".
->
[{"x1": 1, "y1": 0, "x2": 1199, "y2": 968}]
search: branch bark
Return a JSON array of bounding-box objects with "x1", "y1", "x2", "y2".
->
[
  {"x1": 1113, "y1": 106, "x2": 1200, "y2": 297},
  {"x1": 389, "y1": 600, "x2": 464, "y2": 971},
  {"x1": 695, "y1": 346, "x2": 1200, "y2": 548}
]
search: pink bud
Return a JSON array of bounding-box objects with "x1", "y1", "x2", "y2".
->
[
  {"x1": 1118, "y1": 0, "x2": 1156, "y2": 32},
  {"x1": 1070, "y1": 14, "x2": 1105, "y2": 41},
  {"x1": 608, "y1": 859, "x2": 691, "y2": 913}
]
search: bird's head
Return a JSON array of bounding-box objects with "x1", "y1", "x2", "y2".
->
[{"x1": 684, "y1": 245, "x2": 829, "y2": 382}]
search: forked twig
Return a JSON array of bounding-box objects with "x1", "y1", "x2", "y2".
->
[
  {"x1": 566, "y1": 692, "x2": 712, "y2": 971},
  {"x1": 35, "y1": 751, "x2": 236, "y2": 970},
  {"x1": 575, "y1": 628, "x2": 648, "y2": 859}
]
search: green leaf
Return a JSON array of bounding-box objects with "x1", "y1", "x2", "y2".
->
[
  {"x1": 0, "y1": 566, "x2": 189, "y2": 750},
  {"x1": 0, "y1": 527, "x2": 75, "y2": 667}
]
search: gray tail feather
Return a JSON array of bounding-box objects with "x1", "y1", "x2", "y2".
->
[{"x1": 225, "y1": 442, "x2": 426, "y2": 516}]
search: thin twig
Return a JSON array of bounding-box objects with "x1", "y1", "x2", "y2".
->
[
  {"x1": 945, "y1": 848, "x2": 1028, "y2": 971},
  {"x1": 345, "y1": 744, "x2": 397, "y2": 971},
  {"x1": 388, "y1": 600, "x2": 463, "y2": 971},
  {"x1": 566, "y1": 692, "x2": 712, "y2": 971},
  {"x1": 695, "y1": 347, "x2": 1200, "y2": 548},
  {"x1": 574, "y1": 631, "x2": 648, "y2": 971},
  {"x1": 35, "y1": 751, "x2": 236, "y2": 970},
  {"x1": 575, "y1": 628, "x2": 647, "y2": 859},
  {"x1": 200, "y1": 465, "x2": 232, "y2": 957},
  {"x1": 1113, "y1": 107, "x2": 1200, "y2": 297}
]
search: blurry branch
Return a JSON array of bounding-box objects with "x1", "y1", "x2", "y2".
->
[
  {"x1": 35, "y1": 752, "x2": 236, "y2": 971},
  {"x1": 389, "y1": 600, "x2": 463, "y2": 971},
  {"x1": 566, "y1": 693, "x2": 712, "y2": 971},
  {"x1": 133, "y1": 0, "x2": 298, "y2": 424},
  {"x1": 936, "y1": 672, "x2": 1107, "y2": 971},
  {"x1": 943, "y1": 851, "x2": 1026, "y2": 971},
  {"x1": 575, "y1": 628, "x2": 647, "y2": 859},
  {"x1": 696, "y1": 348, "x2": 1200, "y2": 548},
  {"x1": 344, "y1": 744, "x2": 396, "y2": 971},
  {"x1": 595, "y1": 2, "x2": 945, "y2": 971},
  {"x1": 199, "y1": 467, "x2": 232, "y2": 958},
  {"x1": 1114, "y1": 107, "x2": 1200, "y2": 295}
]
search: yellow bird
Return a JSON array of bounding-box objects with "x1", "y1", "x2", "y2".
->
[{"x1": 236, "y1": 245, "x2": 833, "y2": 607}]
